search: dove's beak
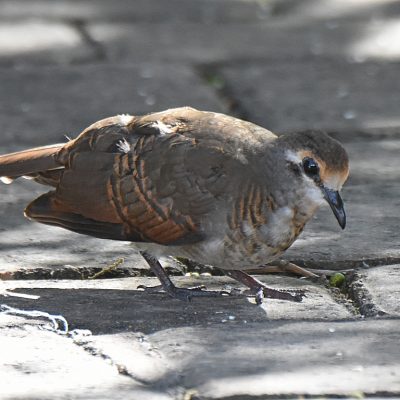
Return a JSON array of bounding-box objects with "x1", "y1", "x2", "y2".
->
[{"x1": 322, "y1": 187, "x2": 346, "y2": 229}]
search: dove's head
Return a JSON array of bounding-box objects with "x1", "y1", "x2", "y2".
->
[{"x1": 281, "y1": 131, "x2": 349, "y2": 229}]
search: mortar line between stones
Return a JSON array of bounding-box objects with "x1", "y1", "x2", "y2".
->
[
  {"x1": 201, "y1": 390, "x2": 400, "y2": 400},
  {"x1": 344, "y1": 271, "x2": 388, "y2": 318},
  {"x1": 195, "y1": 65, "x2": 249, "y2": 120},
  {"x1": 70, "y1": 19, "x2": 107, "y2": 63},
  {"x1": 70, "y1": 337, "x2": 153, "y2": 386}
]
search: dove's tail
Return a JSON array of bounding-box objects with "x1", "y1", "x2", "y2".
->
[{"x1": 0, "y1": 144, "x2": 64, "y2": 184}]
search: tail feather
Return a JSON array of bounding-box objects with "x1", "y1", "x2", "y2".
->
[{"x1": 0, "y1": 144, "x2": 63, "y2": 180}]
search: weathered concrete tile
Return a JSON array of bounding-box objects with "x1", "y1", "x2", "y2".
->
[
  {"x1": 3, "y1": 305, "x2": 398, "y2": 398},
  {"x1": 0, "y1": 314, "x2": 170, "y2": 400},
  {"x1": 0, "y1": 64, "x2": 225, "y2": 148},
  {"x1": 152, "y1": 320, "x2": 400, "y2": 397},
  {"x1": 38, "y1": 318, "x2": 400, "y2": 398},
  {"x1": 0, "y1": 275, "x2": 352, "y2": 330},
  {"x1": 273, "y1": 0, "x2": 400, "y2": 22},
  {"x1": 87, "y1": 18, "x2": 400, "y2": 65},
  {"x1": 356, "y1": 264, "x2": 400, "y2": 316},
  {"x1": 219, "y1": 60, "x2": 400, "y2": 132},
  {"x1": 86, "y1": 21, "x2": 334, "y2": 64},
  {"x1": 0, "y1": 21, "x2": 95, "y2": 66},
  {"x1": 0, "y1": 0, "x2": 273, "y2": 23},
  {"x1": 2, "y1": 0, "x2": 399, "y2": 25}
]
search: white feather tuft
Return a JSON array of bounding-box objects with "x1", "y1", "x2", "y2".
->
[
  {"x1": 151, "y1": 121, "x2": 173, "y2": 135},
  {"x1": 118, "y1": 114, "x2": 133, "y2": 126},
  {"x1": 116, "y1": 138, "x2": 131, "y2": 154}
]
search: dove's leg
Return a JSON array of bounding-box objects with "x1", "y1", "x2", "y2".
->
[
  {"x1": 261, "y1": 261, "x2": 319, "y2": 278},
  {"x1": 139, "y1": 251, "x2": 228, "y2": 301},
  {"x1": 224, "y1": 269, "x2": 305, "y2": 305}
]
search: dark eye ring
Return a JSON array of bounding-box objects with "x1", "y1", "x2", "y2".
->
[{"x1": 302, "y1": 157, "x2": 319, "y2": 176}]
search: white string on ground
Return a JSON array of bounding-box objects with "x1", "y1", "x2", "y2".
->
[{"x1": 0, "y1": 304, "x2": 69, "y2": 334}]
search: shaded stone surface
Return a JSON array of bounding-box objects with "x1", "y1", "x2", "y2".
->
[
  {"x1": 87, "y1": 20, "x2": 397, "y2": 65},
  {"x1": 0, "y1": 64, "x2": 226, "y2": 148},
  {"x1": 0, "y1": 275, "x2": 353, "y2": 331},
  {"x1": 154, "y1": 320, "x2": 400, "y2": 397},
  {"x1": 219, "y1": 60, "x2": 400, "y2": 133},
  {"x1": 1, "y1": 311, "x2": 399, "y2": 399},
  {"x1": 2, "y1": 0, "x2": 400, "y2": 24},
  {"x1": 0, "y1": 0, "x2": 274, "y2": 23}
]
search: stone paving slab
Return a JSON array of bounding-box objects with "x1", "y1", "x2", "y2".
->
[
  {"x1": 153, "y1": 319, "x2": 400, "y2": 398},
  {"x1": 0, "y1": 64, "x2": 225, "y2": 147},
  {"x1": 2, "y1": 0, "x2": 399, "y2": 25},
  {"x1": 273, "y1": 0, "x2": 400, "y2": 22},
  {"x1": 86, "y1": 17, "x2": 400, "y2": 65},
  {"x1": 0, "y1": 0, "x2": 273, "y2": 23},
  {"x1": 0, "y1": 21, "x2": 95, "y2": 67},
  {"x1": 219, "y1": 60, "x2": 400, "y2": 133},
  {"x1": 1, "y1": 310, "x2": 398, "y2": 399},
  {"x1": 0, "y1": 314, "x2": 172, "y2": 400},
  {"x1": 356, "y1": 264, "x2": 400, "y2": 316}
]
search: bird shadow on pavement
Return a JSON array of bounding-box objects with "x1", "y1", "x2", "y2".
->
[{"x1": 0, "y1": 287, "x2": 269, "y2": 335}]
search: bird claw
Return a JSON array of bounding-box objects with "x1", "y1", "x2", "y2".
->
[
  {"x1": 241, "y1": 286, "x2": 306, "y2": 305},
  {"x1": 137, "y1": 283, "x2": 207, "y2": 293},
  {"x1": 171, "y1": 287, "x2": 230, "y2": 302},
  {"x1": 262, "y1": 287, "x2": 306, "y2": 303},
  {"x1": 137, "y1": 284, "x2": 164, "y2": 293},
  {"x1": 138, "y1": 283, "x2": 230, "y2": 302}
]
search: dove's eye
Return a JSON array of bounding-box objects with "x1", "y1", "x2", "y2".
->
[{"x1": 302, "y1": 157, "x2": 319, "y2": 176}]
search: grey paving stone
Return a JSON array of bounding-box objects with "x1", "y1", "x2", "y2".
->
[
  {"x1": 152, "y1": 319, "x2": 400, "y2": 397},
  {"x1": 2, "y1": 0, "x2": 398, "y2": 24},
  {"x1": 86, "y1": 18, "x2": 399, "y2": 65},
  {"x1": 219, "y1": 59, "x2": 400, "y2": 133},
  {"x1": 0, "y1": 275, "x2": 353, "y2": 329},
  {"x1": 0, "y1": 21, "x2": 95, "y2": 66},
  {"x1": 273, "y1": 0, "x2": 400, "y2": 22},
  {"x1": 0, "y1": 0, "x2": 273, "y2": 23},
  {"x1": 357, "y1": 264, "x2": 400, "y2": 316},
  {"x1": 0, "y1": 314, "x2": 170, "y2": 400},
  {"x1": 1, "y1": 311, "x2": 398, "y2": 398},
  {"x1": 0, "y1": 64, "x2": 226, "y2": 148}
]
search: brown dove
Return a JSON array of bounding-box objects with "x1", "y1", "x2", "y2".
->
[{"x1": 0, "y1": 107, "x2": 349, "y2": 304}]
